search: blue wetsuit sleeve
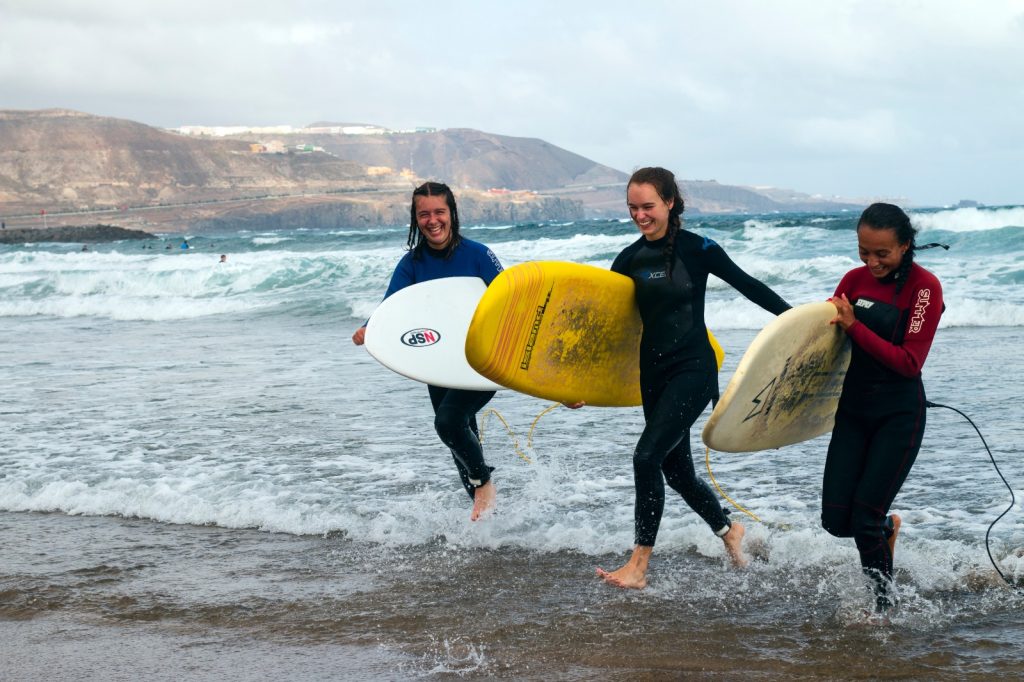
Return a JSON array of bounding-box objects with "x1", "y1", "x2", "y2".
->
[
  {"x1": 360, "y1": 253, "x2": 414, "y2": 329},
  {"x1": 478, "y1": 246, "x2": 503, "y2": 285},
  {"x1": 703, "y1": 241, "x2": 791, "y2": 315},
  {"x1": 382, "y1": 253, "x2": 416, "y2": 300}
]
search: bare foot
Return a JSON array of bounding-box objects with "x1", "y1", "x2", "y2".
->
[
  {"x1": 470, "y1": 481, "x2": 496, "y2": 521},
  {"x1": 596, "y1": 546, "x2": 652, "y2": 589},
  {"x1": 722, "y1": 522, "x2": 748, "y2": 568},
  {"x1": 887, "y1": 514, "x2": 902, "y2": 559}
]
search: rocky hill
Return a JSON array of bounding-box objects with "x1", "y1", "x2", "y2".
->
[
  {"x1": 0, "y1": 109, "x2": 862, "y2": 233},
  {"x1": 250, "y1": 125, "x2": 628, "y2": 192},
  {"x1": 0, "y1": 109, "x2": 369, "y2": 209},
  {"x1": 0, "y1": 110, "x2": 593, "y2": 232}
]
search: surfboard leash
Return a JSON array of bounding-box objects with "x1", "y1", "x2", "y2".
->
[
  {"x1": 926, "y1": 400, "x2": 1021, "y2": 588},
  {"x1": 527, "y1": 403, "x2": 563, "y2": 449},
  {"x1": 479, "y1": 408, "x2": 532, "y2": 464},
  {"x1": 704, "y1": 446, "x2": 763, "y2": 524}
]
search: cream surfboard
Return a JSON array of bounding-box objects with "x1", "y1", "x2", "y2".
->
[
  {"x1": 364, "y1": 277, "x2": 502, "y2": 391},
  {"x1": 464, "y1": 261, "x2": 723, "y2": 407},
  {"x1": 701, "y1": 301, "x2": 851, "y2": 452}
]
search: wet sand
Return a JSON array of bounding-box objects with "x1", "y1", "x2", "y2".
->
[{"x1": 3, "y1": 510, "x2": 1023, "y2": 680}]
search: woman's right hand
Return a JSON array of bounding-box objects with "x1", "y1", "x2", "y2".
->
[
  {"x1": 352, "y1": 327, "x2": 366, "y2": 345},
  {"x1": 828, "y1": 294, "x2": 857, "y2": 330}
]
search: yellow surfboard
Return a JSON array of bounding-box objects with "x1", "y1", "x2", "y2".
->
[{"x1": 465, "y1": 261, "x2": 723, "y2": 407}]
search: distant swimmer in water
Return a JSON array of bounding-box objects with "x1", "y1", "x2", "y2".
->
[
  {"x1": 823, "y1": 202, "x2": 944, "y2": 617},
  {"x1": 219, "y1": 254, "x2": 227, "y2": 263},
  {"x1": 352, "y1": 181, "x2": 504, "y2": 521},
  {"x1": 568, "y1": 167, "x2": 791, "y2": 588},
  {"x1": 181, "y1": 239, "x2": 190, "y2": 250}
]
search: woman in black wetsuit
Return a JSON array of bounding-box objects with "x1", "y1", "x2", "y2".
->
[
  {"x1": 824, "y1": 203, "x2": 944, "y2": 615},
  {"x1": 596, "y1": 167, "x2": 791, "y2": 588}
]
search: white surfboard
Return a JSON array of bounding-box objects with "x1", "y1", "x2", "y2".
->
[
  {"x1": 364, "y1": 277, "x2": 502, "y2": 391},
  {"x1": 701, "y1": 301, "x2": 851, "y2": 452}
]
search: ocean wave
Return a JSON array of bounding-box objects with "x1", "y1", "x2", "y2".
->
[
  {"x1": 0, "y1": 296, "x2": 264, "y2": 321},
  {"x1": 1, "y1": 469, "x2": 1016, "y2": 596},
  {"x1": 913, "y1": 205, "x2": 1024, "y2": 233},
  {"x1": 938, "y1": 298, "x2": 1024, "y2": 327},
  {"x1": 251, "y1": 236, "x2": 293, "y2": 245},
  {"x1": 3, "y1": 217, "x2": 1022, "y2": 326}
]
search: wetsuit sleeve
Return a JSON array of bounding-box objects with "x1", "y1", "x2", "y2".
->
[
  {"x1": 610, "y1": 239, "x2": 642, "y2": 275},
  {"x1": 610, "y1": 252, "x2": 629, "y2": 275},
  {"x1": 478, "y1": 246, "x2": 503, "y2": 285},
  {"x1": 844, "y1": 274, "x2": 943, "y2": 377},
  {"x1": 381, "y1": 253, "x2": 416, "y2": 300},
  {"x1": 359, "y1": 253, "x2": 415, "y2": 329},
  {"x1": 704, "y1": 242, "x2": 791, "y2": 314},
  {"x1": 832, "y1": 270, "x2": 855, "y2": 300}
]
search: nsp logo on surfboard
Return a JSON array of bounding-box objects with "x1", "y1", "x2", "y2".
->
[{"x1": 400, "y1": 328, "x2": 441, "y2": 347}]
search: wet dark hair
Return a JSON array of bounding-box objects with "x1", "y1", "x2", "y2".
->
[
  {"x1": 408, "y1": 181, "x2": 462, "y2": 259},
  {"x1": 857, "y1": 202, "x2": 917, "y2": 292},
  {"x1": 628, "y1": 167, "x2": 685, "y2": 276}
]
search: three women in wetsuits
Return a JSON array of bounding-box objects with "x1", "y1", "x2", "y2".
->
[
  {"x1": 354, "y1": 179, "x2": 943, "y2": 616},
  {"x1": 595, "y1": 167, "x2": 792, "y2": 588},
  {"x1": 824, "y1": 202, "x2": 944, "y2": 614},
  {"x1": 352, "y1": 181, "x2": 504, "y2": 521}
]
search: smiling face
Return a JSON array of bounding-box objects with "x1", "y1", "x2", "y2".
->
[
  {"x1": 414, "y1": 194, "x2": 453, "y2": 250},
  {"x1": 858, "y1": 225, "x2": 908, "y2": 279},
  {"x1": 627, "y1": 182, "x2": 674, "y2": 241}
]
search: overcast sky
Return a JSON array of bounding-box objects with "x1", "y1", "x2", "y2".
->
[{"x1": 2, "y1": 1, "x2": 1022, "y2": 207}]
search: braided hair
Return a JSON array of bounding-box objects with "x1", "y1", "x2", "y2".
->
[
  {"x1": 407, "y1": 181, "x2": 462, "y2": 260},
  {"x1": 628, "y1": 167, "x2": 685, "y2": 277}
]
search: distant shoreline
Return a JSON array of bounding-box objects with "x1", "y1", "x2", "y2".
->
[{"x1": 0, "y1": 224, "x2": 155, "y2": 244}]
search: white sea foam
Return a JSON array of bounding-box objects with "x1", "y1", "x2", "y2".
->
[
  {"x1": 0, "y1": 247, "x2": 407, "y2": 320},
  {"x1": 491, "y1": 233, "x2": 636, "y2": 266},
  {"x1": 939, "y1": 297, "x2": 1024, "y2": 327},
  {"x1": 912, "y1": 205, "x2": 1024, "y2": 233},
  {"x1": 465, "y1": 223, "x2": 516, "y2": 231}
]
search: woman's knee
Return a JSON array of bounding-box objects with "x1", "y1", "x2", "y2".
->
[
  {"x1": 632, "y1": 443, "x2": 663, "y2": 475},
  {"x1": 821, "y1": 507, "x2": 852, "y2": 537},
  {"x1": 434, "y1": 407, "x2": 468, "y2": 441},
  {"x1": 849, "y1": 506, "x2": 885, "y2": 544}
]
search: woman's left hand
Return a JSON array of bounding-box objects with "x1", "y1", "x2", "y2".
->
[{"x1": 828, "y1": 294, "x2": 856, "y2": 330}]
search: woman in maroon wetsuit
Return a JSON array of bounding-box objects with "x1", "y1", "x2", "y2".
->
[{"x1": 824, "y1": 202, "x2": 944, "y2": 615}]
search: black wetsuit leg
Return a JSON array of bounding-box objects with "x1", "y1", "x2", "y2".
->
[
  {"x1": 427, "y1": 385, "x2": 496, "y2": 498},
  {"x1": 633, "y1": 368, "x2": 729, "y2": 546},
  {"x1": 821, "y1": 380, "x2": 926, "y2": 608}
]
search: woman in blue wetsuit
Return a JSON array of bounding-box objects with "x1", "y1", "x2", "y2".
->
[
  {"x1": 595, "y1": 167, "x2": 791, "y2": 588},
  {"x1": 352, "y1": 181, "x2": 504, "y2": 521},
  {"x1": 824, "y1": 203, "x2": 944, "y2": 615}
]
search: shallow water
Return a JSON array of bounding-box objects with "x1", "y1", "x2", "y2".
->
[
  {"x1": 2, "y1": 211, "x2": 1023, "y2": 678},
  {"x1": 3, "y1": 322, "x2": 1022, "y2": 679}
]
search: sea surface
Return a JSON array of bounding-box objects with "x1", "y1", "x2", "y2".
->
[{"x1": 2, "y1": 206, "x2": 1023, "y2": 680}]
